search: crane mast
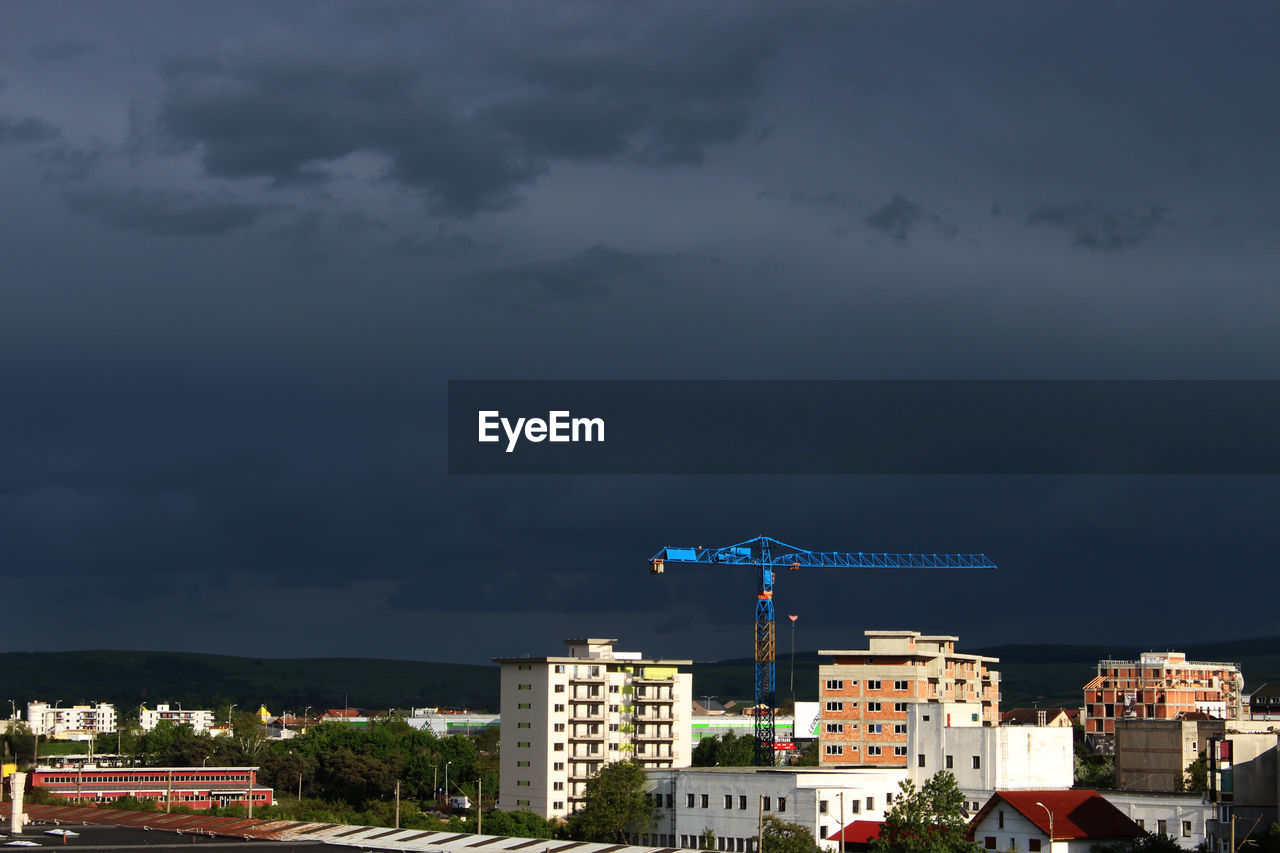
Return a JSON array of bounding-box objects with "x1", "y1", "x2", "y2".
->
[{"x1": 650, "y1": 536, "x2": 995, "y2": 766}]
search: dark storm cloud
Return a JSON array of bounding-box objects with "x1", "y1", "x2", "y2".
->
[
  {"x1": 29, "y1": 38, "x2": 97, "y2": 62},
  {"x1": 150, "y1": 4, "x2": 789, "y2": 215},
  {"x1": 387, "y1": 233, "x2": 482, "y2": 259},
  {"x1": 865, "y1": 194, "x2": 956, "y2": 243},
  {"x1": 37, "y1": 144, "x2": 108, "y2": 183},
  {"x1": 1027, "y1": 202, "x2": 1171, "y2": 251},
  {"x1": 64, "y1": 187, "x2": 272, "y2": 236},
  {"x1": 468, "y1": 245, "x2": 665, "y2": 303},
  {"x1": 0, "y1": 115, "x2": 61, "y2": 145}
]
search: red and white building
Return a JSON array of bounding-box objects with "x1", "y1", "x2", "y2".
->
[
  {"x1": 1082, "y1": 652, "x2": 1244, "y2": 737},
  {"x1": 967, "y1": 790, "x2": 1144, "y2": 853},
  {"x1": 32, "y1": 766, "x2": 273, "y2": 809}
]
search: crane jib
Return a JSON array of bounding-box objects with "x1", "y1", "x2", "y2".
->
[{"x1": 649, "y1": 535, "x2": 995, "y2": 767}]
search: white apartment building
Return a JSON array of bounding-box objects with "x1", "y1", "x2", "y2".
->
[
  {"x1": 905, "y1": 702, "x2": 1073, "y2": 810},
  {"x1": 645, "y1": 767, "x2": 907, "y2": 853},
  {"x1": 139, "y1": 704, "x2": 216, "y2": 732},
  {"x1": 495, "y1": 638, "x2": 693, "y2": 819},
  {"x1": 26, "y1": 702, "x2": 117, "y2": 739}
]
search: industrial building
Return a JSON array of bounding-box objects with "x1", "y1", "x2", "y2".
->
[
  {"x1": 644, "y1": 766, "x2": 906, "y2": 853},
  {"x1": 1082, "y1": 652, "x2": 1244, "y2": 737},
  {"x1": 1113, "y1": 717, "x2": 1224, "y2": 792},
  {"x1": 494, "y1": 638, "x2": 693, "y2": 819},
  {"x1": 26, "y1": 702, "x2": 117, "y2": 739},
  {"x1": 29, "y1": 766, "x2": 272, "y2": 809},
  {"x1": 818, "y1": 631, "x2": 1000, "y2": 768}
]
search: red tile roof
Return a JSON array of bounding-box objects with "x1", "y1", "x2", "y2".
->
[
  {"x1": 828, "y1": 821, "x2": 883, "y2": 843},
  {"x1": 324, "y1": 709, "x2": 361, "y2": 717},
  {"x1": 968, "y1": 791, "x2": 1143, "y2": 841}
]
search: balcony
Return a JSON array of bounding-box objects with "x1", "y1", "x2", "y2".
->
[{"x1": 633, "y1": 730, "x2": 674, "y2": 742}]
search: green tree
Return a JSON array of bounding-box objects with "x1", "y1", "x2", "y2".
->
[
  {"x1": 1091, "y1": 834, "x2": 1184, "y2": 853},
  {"x1": 700, "y1": 828, "x2": 717, "y2": 850},
  {"x1": 482, "y1": 809, "x2": 558, "y2": 839},
  {"x1": 761, "y1": 815, "x2": 822, "y2": 853},
  {"x1": 567, "y1": 760, "x2": 652, "y2": 843},
  {"x1": 692, "y1": 732, "x2": 757, "y2": 767},
  {"x1": 793, "y1": 739, "x2": 819, "y2": 767},
  {"x1": 870, "y1": 772, "x2": 982, "y2": 853},
  {"x1": 1181, "y1": 753, "x2": 1207, "y2": 794}
]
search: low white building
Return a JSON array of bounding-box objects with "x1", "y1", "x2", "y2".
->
[
  {"x1": 1100, "y1": 791, "x2": 1212, "y2": 849},
  {"x1": 26, "y1": 702, "x2": 116, "y2": 739},
  {"x1": 968, "y1": 790, "x2": 1144, "y2": 853},
  {"x1": 139, "y1": 704, "x2": 215, "y2": 732},
  {"x1": 645, "y1": 766, "x2": 907, "y2": 852},
  {"x1": 906, "y1": 703, "x2": 1073, "y2": 810}
]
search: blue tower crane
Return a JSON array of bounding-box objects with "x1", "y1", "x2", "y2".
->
[{"x1": 649, "y1": 535, "x2": 995, "y2": 766}]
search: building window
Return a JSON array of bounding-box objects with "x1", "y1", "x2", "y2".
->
[
  {"x1": 687, "y1": 794, "x2": 695, "y2": 808},
  {"x1": 998, "y1": 811, "x2": 1004, "y2": 829},
  {"x1": 825, "y1": 744, "x2": 843, "y2": 755},
  {"x1": 849, "y1": 801, "x2": 860, "y2": 814},
  {"x1": 554, "y1": 723, "x2": 565, "y2": 731},
  {"x1": 553, "y1": 762, "x2": 564, "y2": 771},
  {"x1": 894, "y1": 746, "x2": 907, "y2": 756},
  {"x1": 517, "y1": 760, "x2": 530, "y2": 767},
  {"x1": 868, "y1": 680, "x2": 881, "y2": 690},
  {"x1": 894, "y1": 680, "x2": 908, "y2": 690},
  {"x1": 1029, "y1": 841, "x2": 1041, "y2": 852},
  {"x1": 701, "y1": 794, "x2": 709, "y2": 808},
  {"x1": 518, "y1": 703, "x2": 531, "y2": 709},
  {"x1": 868, "y1": 746, "x2": 882, "y2": 755},
  {"x1": 820, "y1": 801, "x2": 829, "y2": 814},
  {"x1": 894, "y1": 724, "x2": 907, "y2": 734},
  {"x1": 1135, "y1": 820, "x2": 1145, "y2": 830},
  {"x1": 985, "y1": 838, "x2": 996, "y2": 850},
  {"x1": 868, "y1": 723, "x2": 882, "y2": 734},
  {"x1": 778, "y1": 797, "x2": 786, "y2": 813},
  {"x1": 516, "y1": 780, "x2": 530, "y2": 787},
  {"x1": 739, "y1": 796, "x2": 747, "y2": 810},
  {"x1": 972, "y1": 756, "x2": 981, "y2": 769},
  {"x1": 554, "y1": 664, "x2": 565, "y2": 673},
  {"x1": 517, "y1": 684, "x2": 532, "y2": 690},
  {"x1": 725, "y1": 795, "x2": 734, "y2": 809},
  {"x1": 518, "y1": 664, "x2": 532, "y2": 671},
  {"x1": 554, "y1": 742, "x2": 564, "y2": 751},
  {"x1": 826, "y1": 723, "x2": 843, "y2": 733},
  {"x1": 1158, "y1": 820, "x2": 1167, "y2": 836},
  {"x1": 865, "y1": 797, "x2": 874, "y2": 810},
  {"x1": 763, "y1": 797, "x2": 771, "y2": 811},
  {"x1": 826, "y1": 701, "x2": 843, "y2": 712},
  {"x1": 894, "y1": 702, "x2": 907, "y2": 712},
  {"x1": 945, "y1": 755, "x2": 953, "y2": 769},
  {"x1": 555, "y1": 704, "x2": 565, "y2": 712},
  {"x1": 826, "y1": 679, "x2": 844, "y2": 690},
  {"x1": 553, "y1": 782, "x2": 564, "y2": 790},
  {"x1": 517, "y1": 741, "x2": 530, "y2": 748},
  {"x1": 517, "y1": 722, "x2": 531, "y2": 728},
  {"x1": 918, "y1": 754, "x2": 926, "y2": 767},
  {"x1": 868, "y1": 702, "x2": 881, "y2": 712},
  {"x1": 610, "y1": 704, "x2": 619, "y2": 712},
  {"x1": 553, "y1": 801, "x2": 563, "y2": 810},
  {"x1": 517, "y1": 800, "x2": 530, "y2": 807}
]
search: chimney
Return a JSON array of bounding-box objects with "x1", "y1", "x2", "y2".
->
[{"x1": 1037, "y1": 710, "x2": 1047, "y2": 727}]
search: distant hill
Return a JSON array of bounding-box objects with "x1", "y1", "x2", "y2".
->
[{"x1": 5, "y1": 636, "x2": 1279, "y2": 720}]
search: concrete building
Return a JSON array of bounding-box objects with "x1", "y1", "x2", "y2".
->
[
  {"x1": 967, "y1": 790, "x2": 1143, "y2": 853},
  {"x1": 645, "y1": 766, "x2": 906, "y2": 853},
  {"x1": 1001, "y1": 709, "x2": 1075, "y2": 728},
  {"x1": 906, "y1": 703, "x2": 1073, "y2": 810},
  {"x1": 1205, "y1": 723, "x2": 1280, "y2": 853},
  {"x1": 31, "y1": 765, "x2": 272, "y2": 808},
  {"x1": 139, "y1": 704, "x2": 216, "y2": 733},
  {"x1": 1113, "y1": 718, "x2": 1224, "y2": 792},
  {"x1": 1082, "y1": 652, "x2": 1244, "y2": 738},
  {"x1": 494, "y1": 638, "x2": 693, "y2": 820},
  {"x1": 818, "y1": 631, "x2": 1000, "y2": 768},
  {"x1": 1101, "y1": 791, "x2": 1212, "y2": 849},
  {"x1": 26, "y1": 702, "x2": 117, "y2": 739},
  {"x1": 1248, "y1": 684, "x2": 1280, "y2": 721}
]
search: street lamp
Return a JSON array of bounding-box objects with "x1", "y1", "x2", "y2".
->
[
  {"x1": 1034, "y1": 802, "x2": 1054, "y2": 849},
  {"x1": 445, "y1": 761, "x2": 453, "y2": 797},
  {"x1": 701, "y1": 695, "x2": 715, "y2": 714},
  {"x1": 202, "y1": 755, "x2": 211, "y2": 767},
  {"x1": 227, "y1": 704, "x2": 237, "y2": 723}
]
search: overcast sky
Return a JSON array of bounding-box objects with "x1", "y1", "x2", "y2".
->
[{"x1": 2, "y1": 1, "x2": 1279, "y2": 668}]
